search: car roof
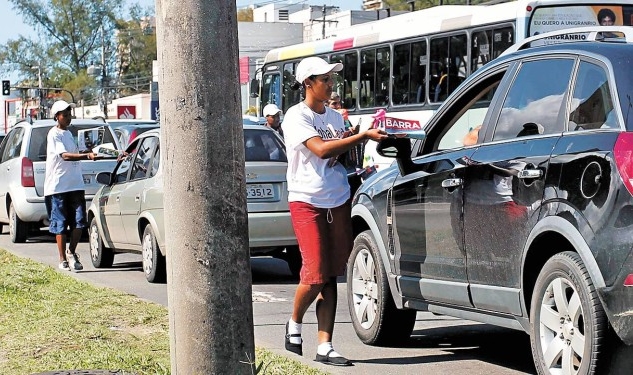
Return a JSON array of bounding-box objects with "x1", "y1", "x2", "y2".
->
[
  {"x1": 116, "y1": 124, "x2": 160, "y2": 130},
  {"x1": 15, "y1": 118, "x2": 109, "y2": 128},
  {"x1": 132, "y1": 124, "x2": 274, "y2": 139}
]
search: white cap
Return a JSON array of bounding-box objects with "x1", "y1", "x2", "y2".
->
[
  {"x1": 50, "y1": 100, "x2": 75, "y2": 117},
  {"x1": 263, "y1": 103, "x2": 282, "y2": 117},
  {"x1": 295, "y1": 56, "x2": 343, "y2": 84}
]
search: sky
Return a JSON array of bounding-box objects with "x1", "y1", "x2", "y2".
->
[{"x1": 0, "y1": 0, "x2": 363, "y2": 45}]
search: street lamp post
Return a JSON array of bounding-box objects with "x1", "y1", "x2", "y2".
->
[{"x1": 31, "y1": 64, "x2": 42, "y2": 119}]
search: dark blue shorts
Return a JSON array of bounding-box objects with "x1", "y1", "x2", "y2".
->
[{"x1": 45, "y1": 191, "x2": 87, "y2": 235}]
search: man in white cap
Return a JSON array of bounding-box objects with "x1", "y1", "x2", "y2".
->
[
  {"x1": 281, "y1": 56, "x2": 387, "y2": 366},
  {"x1": 45, "y1": 100, "x2": 99, "y2": 271},
  {"x1": 263, "y1": 103, "x2": 283, "y2": 137}
]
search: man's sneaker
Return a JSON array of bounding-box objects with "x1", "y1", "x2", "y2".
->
[
  {"x1": 58, "y1": 261, "x2": 70, "y2": 271},
  {"x1": 67, "y1": 252, "x2": 83, "y2": 271}
]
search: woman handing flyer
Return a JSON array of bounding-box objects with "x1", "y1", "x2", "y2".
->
[{"x1": 281, "y1": 57, "x2": 387, "y2": 366}]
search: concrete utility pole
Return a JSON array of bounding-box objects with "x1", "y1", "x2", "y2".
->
[{"x1": 156, "y1": 0, "x2": 255, "y2": 373}]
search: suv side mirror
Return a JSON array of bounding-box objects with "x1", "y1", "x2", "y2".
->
[{"x1": 376, "y1": 138, "x2": 416, "y2": 176}]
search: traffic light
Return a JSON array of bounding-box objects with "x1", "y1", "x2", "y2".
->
[{"x1": 1, "y1": 80, "x2": 9, "y2": 96}]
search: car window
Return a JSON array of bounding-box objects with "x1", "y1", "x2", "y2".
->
[
  {"x1": 244, "y1": 129, "x2": 287, "y2": 162},
  {"x1": 493, "y1": 58, "x2": 574, "y2": 141},
  {"x1": 149, "y1": 146, "x2": 160, "y2": 177},
  {"x1": 130, "y1": 137, "x2": 159, "y2": 181},
  {"x1": 28, "y1": 124, "x2": 118, "y2": 161},
  {"x1": 1, "y1": 127, "x2": 25, "y2": 164},
  {"x1": 112, "y1": 139, "x2": 139, "y2": 184},
  {"x1": 569, "y1": 62, "x2": 618, "y2": 131},
  {"x1": 419, "y1": 70, "x2": 504, "y2": 156},
  {"x1": 437, "y1": 81, "x2": 500, "y2": 151}
]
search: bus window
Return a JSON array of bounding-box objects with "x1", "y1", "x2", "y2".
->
[
  {"x1": 430, "y1": 33, "x2": 467, "y2": 102},
  {"x1": 360, "y1": 46, "x2": 390, "y2": 109},
  {"x1": 472, "y1": 30, "x2": 492, "y2": 72},
  {"x1": 360, "y1": 49, "x2": 376, "y2": 108},
  {"x1": 332, "y1": 52, "x2": 358, "y2": 111},
  {"x1": 329, "y1": 54, "x2": 346, "y2": 107},
  {"x1": 375, "y1": 47, "x2": 390, "y2": 107},
  {"x1": 472, "y1": 26, "x2": 514, "y2": 73},
  {"x1": 393, "y1": 40, "x2": 426, "y2": 105},
  {"x1": 261, "y1": 72, "x2": 281, "y2": 114},
  {"x1": 392, "y1": 43, "x2": 411, "y2": 105},
  {"x1": 411, "y1": 40, "x2": 427, "y2": 104},
  {"x1": 283, "y1": 62, "x2": 301, "y2": 113},
  {"x1": 492, "y1": 26, "x2": 514, "y2": 59}
]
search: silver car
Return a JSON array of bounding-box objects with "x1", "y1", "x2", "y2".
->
[
  {"x1": 0, "y1": 119, "x2": 121, "y2": 242},
  {"x1": 87, "y1": 124, "x2": 299, "y2": 283}
]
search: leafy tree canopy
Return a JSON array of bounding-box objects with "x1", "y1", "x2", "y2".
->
[
  {"x1": 237, "y1": 8, "x2": 253, "y2": 22},
  {"x1": 0, "y1": 0, "x2": 155, "y2": 102}
]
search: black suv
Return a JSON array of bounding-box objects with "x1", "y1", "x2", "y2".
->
[{"x1": 347, "y1": 29, "x2": 633, "y2": 374}]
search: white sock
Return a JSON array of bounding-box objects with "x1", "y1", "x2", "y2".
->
[
  {"x1": 288, "y1": 319, "x2": 302, "y2": 345},
  {"x1": 317, "y1": 342, "x2": 341, "y2": 357}
]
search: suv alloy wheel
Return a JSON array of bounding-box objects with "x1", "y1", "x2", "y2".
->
[
  {"x1": 9, "y1": 202, "x2": 28, "y2": 243},
  {"x1": 530, "y1": 252, "x2": 607, "y2": 375},
  {"x1": 347, "y1": 230, "x2": 416, "y2": 345}
]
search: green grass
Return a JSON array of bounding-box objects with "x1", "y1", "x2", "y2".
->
[{"x1": 0, "y1": 248, "x2": 328, "y2": 375}]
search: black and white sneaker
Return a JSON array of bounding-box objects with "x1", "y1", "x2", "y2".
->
[{"x1": 67, "y1": 252, "x2": 83, "y2": 271}]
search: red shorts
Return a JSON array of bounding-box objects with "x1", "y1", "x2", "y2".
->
[{"x1": 289, "y1": 201, "x2": 353, "y2": 285}]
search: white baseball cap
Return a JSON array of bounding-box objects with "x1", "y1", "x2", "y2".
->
[
  {"x1": 295, "y1": 57, "x2": 343, "y2": 84},
  {"x1": 263, "y1": 103, "x2": 282, "y2": 117},
  {"x1": 50, "y1": 100, "x2": 76, "y2": 117}
]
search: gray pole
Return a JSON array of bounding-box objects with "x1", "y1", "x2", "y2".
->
[
  {"x1": 155, "y1": 0, "x2": 255, "y2": 373},
  {"x1": 101, "y1": 24, "x2": 108, "y2": 118}
]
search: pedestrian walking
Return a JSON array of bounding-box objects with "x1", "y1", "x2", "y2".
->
[
  {"x1": 45, "y1": 100, "x2": 99, "y2": 271},
  {"x1": 281, "y1": 56, "x2": 387, "y2": 366},
  {"x1": 263, "y1": 103, "x2": 284, "y2": 137}
]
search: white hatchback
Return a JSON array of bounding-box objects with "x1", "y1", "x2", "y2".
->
[{"x1": 0, "y1": 119, "x2": 121, "y2": 242}]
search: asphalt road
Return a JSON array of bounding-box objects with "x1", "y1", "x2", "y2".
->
[{"x1": 0, "y1": 229, "x2": 537, "y2": 375}]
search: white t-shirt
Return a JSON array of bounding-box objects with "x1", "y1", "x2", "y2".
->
[
  {"x1": 44, "y1": 126, "x2": 85, "y2": 196},
  {"x1": 281, "y1": 102, "x2": 349, "y2": 208}
]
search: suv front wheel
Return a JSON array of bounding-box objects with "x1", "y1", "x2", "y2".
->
[
  {"x1": 530, "y1": 251, "x2": 607, "y2": 375},
  {"x1": 347, "y1": 230, "x2": 416, "y2": 345}
]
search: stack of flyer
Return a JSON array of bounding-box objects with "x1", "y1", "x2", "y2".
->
[{"x1": 92, "y1": 143, "x2": 121, "y2": 158}]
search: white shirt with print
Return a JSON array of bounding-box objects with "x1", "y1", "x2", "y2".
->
[
  {"x1": 281, "y1": 102, "x2": 349, "y2": 208},
  {"x1": 44, "y1": 126, "x2": 85, "y2": 196}
]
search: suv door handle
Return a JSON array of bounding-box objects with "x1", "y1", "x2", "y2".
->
[
  {"x1": 441, "y1": 178, "x2": 463, "y2": 188},
  {"x1": 518, "y1": 169, "x2": 543, "y2": 179},
  {"x1": 135, "y1": 195, "x2": 140, "y2": 202}
]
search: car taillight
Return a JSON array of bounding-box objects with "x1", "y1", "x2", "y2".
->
[
  {"x1": 21, "y1": 157, "x2": 35, "y2": 187},
  {"x1": 624, "y1": 274, "x2": 633, "y2": 287}
]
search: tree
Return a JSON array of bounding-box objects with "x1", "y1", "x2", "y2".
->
[
  {"x1": 0, "y1": 0, "x2": 156, "y2": 104},
  {"x1": 237, "y1": 8, "x2": 253, "y2": 22},
  {"x1": 114, "y1": 4, "x2": 157, "y2": 96}
]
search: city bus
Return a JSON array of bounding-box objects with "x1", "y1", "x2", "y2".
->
[{"x1": 257, "y1": 0, "x2": 633, "y2": 170}]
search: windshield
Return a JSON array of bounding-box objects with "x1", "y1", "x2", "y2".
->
[{"x1": 244, "y1": 128, "x2": 286, "y2": 162}]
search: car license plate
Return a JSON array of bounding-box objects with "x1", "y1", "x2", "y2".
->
[
  {"x1": 247, "y1": 184, "x2": 274, "y2": 199},
  {"x1": 83, "y1": 175, "x2": 91, "y2": 184}
]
